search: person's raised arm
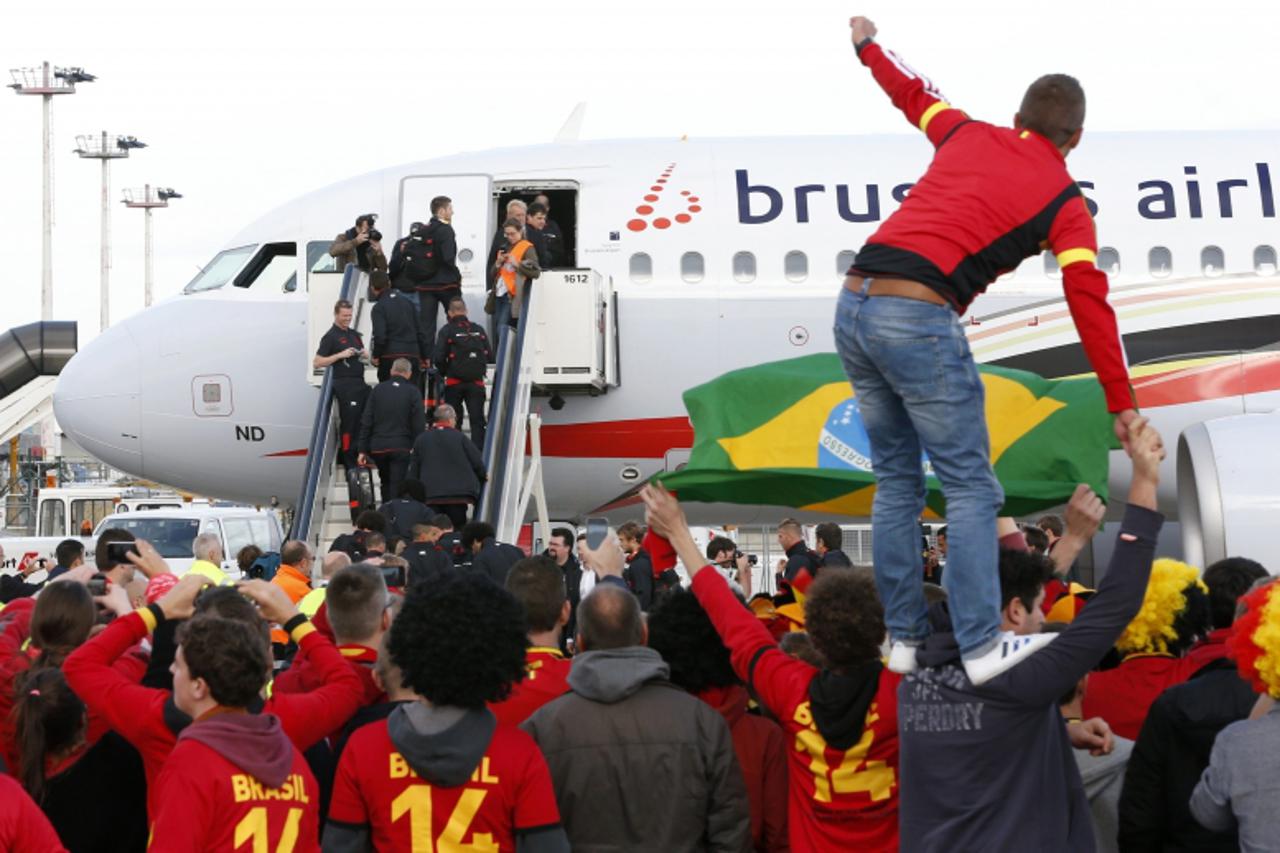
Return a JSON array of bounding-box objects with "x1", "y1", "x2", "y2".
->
[
  {"x1": 1051, "y1": 484, "x2": 1106, "y2": 578},
  {"x1": 849, "y1": 16, "x2": 970, "y2": 147}
]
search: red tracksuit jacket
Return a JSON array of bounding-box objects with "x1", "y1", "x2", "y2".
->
[
  {"x1": 850, "y1": 39, "x2": 1133, "y2": 413},
  {"x1": 488, "y1": 647, "x2": 572, "y2": 727},
  {"x1": 62, "y1": 608, "x2": 363, "y2": 816}
]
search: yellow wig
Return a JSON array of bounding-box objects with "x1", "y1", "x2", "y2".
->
[{"x1": 1117, "y1": 559, "x2": 1208, "y2": 655}]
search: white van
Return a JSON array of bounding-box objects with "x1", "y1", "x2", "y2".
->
[{"x1": 93, "y1": 507, "x2": 285, "y2": 578}]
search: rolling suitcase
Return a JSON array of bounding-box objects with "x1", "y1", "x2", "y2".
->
[{"x1": 347, "y1": 465, "x2": 376, "y2": 524}]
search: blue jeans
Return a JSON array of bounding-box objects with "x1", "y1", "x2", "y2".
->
[{"x1": 833, "y1": 281, "x2": 1003, "y2": 658}]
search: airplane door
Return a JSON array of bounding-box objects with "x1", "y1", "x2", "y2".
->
[{"x1": 398, "y1": 174, "x2": 493, "y2": 312}]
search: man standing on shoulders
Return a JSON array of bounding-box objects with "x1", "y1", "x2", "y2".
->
[
  {"x1": 523, "y1": 535, "x2": 750, "y2": 852},
  {"x1": 406, "y1": 404, "x2": 486, "y2": 529},
  {"x1": 433, "y1": 297, "x2": 491, "y2": 450},
  {"x1": 314, "y1": 300, "x2": 370, "y2": 470},
  {"x1": 358, "y1": 358, "x2": 425, "y2": 506},
  {"x1": 836, "y1": 16, "x2": 1137, "y2": 685}
]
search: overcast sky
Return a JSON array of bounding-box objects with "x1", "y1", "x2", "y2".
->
[{"x1": 3, "y1": 0, "x2": 1277, "y2": 341}]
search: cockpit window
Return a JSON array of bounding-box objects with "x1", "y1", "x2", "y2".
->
[
  {"x1": 185, "y1": 246, "x2": 257, "y2": 293},
  {"x1": 234, "y1": 242, "x2": 297, "y2": 290}
]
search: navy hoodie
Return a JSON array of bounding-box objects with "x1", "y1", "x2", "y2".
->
[{"x1": 898, "y1": 504, "x2": 1162, "y2": 853}]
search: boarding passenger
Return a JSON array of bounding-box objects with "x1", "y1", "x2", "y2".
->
[
  {"x1": 406, "y1": 405, "x2": 487, "y2": 529},
  {"x1": 314, "y1": 299, "x2": 370, "y2": 470},
  {"x1": 402, "y1": 524, "x2": 453, "y2": 588},
  {"x1": 486, "y1": 199, "x2": 528, "y2": 291},
  {"x1": 148, "y1": 615, "x2": 321, "y2": 850},
  {"x1": 387, "y1": 220, "x2": 427, "y2": 311},
  {"x1": 377, "y1": 479, "x2": 433, "y2": 550},
  {"x1": 532, "y1": 194, "x2": 566, "y2": 267},
  {"x1": 462, "y1": 521, "x2": 524, "y2": 588},
  {"x1": 413, "y1": 196, "x2": 463, "y2": 349},
  {"x1": 358, "y1": 358, "x2": 426, "y2": 506},
  {"x1": 326, "y1": 573, "x2": 569, "y2": 852},
  {"x1": 330, "y1": 510, "x2": 387, "y2": 562},
  {"x1": 433, "y1": 297, "x2": 491, "y2": 450},
  {"x1": 489, "y1": 556, "x2": 573, "y2": 726},
  {"x1": 836, "y1": 16, "x2": 1137, "y2": 685},
  {"x1": 642, "y1": 483, "x2": 900, "y2": 850},
  {"x1": 370, "y1": 273, "x2": 429, "y2": 386},
  {"x1": 328, "y1": 213, "x2": 387, "y2": 274},
  {"x1": 524, "y1": 201, "x2": 554, "y2": 268},
  {"x1": 523, "y1": 561, "x2": 749, "y2": 851}
]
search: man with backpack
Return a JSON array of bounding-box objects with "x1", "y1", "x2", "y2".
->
[
  {"x1": 370, "y1": 273, "x2": 429, "y2": 386},
  {"x1": 433, "y1": 296, "x2": 491, "y2": 450},
  {"x1": 390, "y1": 196, "x2": 461, "y2": 350}
]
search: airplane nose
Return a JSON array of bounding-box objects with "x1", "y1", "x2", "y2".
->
[{"x1": 53, "y1": 321, "x2": 143, "y2": 476}]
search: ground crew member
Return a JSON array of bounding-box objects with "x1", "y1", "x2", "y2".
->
[
  {"x1": 358, "y1": 358, "x2": 426, "y2": 505},
  {"x1": 370, "y1": 273, "x2": 429, "y2": 387},
  {"x1": 433, "y1": 296, "x2": 491, "y2": 450},
  {"x1": 837, "y1": 16, "x2": 1136, "y2": 686},
  {"x1": 313, "y1": 299, "x2": 369, "y2": 470}
]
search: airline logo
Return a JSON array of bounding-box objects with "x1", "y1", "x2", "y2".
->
[{"x1": 626, "y1": 163, "x2": 705, "y2": 232}]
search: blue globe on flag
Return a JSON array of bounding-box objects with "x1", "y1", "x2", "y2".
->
[{"x1": 818, "y1": 396, "x2": 932, "y2": 475}]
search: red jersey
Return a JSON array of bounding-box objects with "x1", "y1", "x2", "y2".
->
[
  {"x1": 1082, "y1": 653, "x2": 1215, "y2": 740},
  {"x1": 149, "y1": 734, "x2": 320, "y2": 852},
  {"x1": 329, "y1": 718, "x2": 561, "y2": 852},
  {"x1": 488, "y1": 647, "x2": 572, "y2": 727},
  {"x1": 849, "y1": 40, "x2": 1132, "y2": 413},
  {"x1": 0, "y1": 772, "x2": 66, "y2": 852},
  {"x1": 62, "y1": 608, "x2": 363, "y2": 816},
  {"x1": 691, "y1": 569, "x2": 901, "y2": 852}
]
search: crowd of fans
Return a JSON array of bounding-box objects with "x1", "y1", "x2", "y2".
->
[{"x1": 0, "y1": 413, "x2": 1273, "y2": 852}]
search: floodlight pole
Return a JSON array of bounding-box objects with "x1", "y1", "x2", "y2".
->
[
  {"x1": 123, "y1": 184, "x2": 179, "y2": 308},
  {"x1": 76, "y1": 132, "x2": 143, "y2": 331},
  {"x1": 9, "y1": 62, "x2": 94, "y2": 320}
]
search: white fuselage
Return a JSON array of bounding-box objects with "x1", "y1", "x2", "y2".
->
[{"x1": 52, "y1": 133, "x2": 1280, "y2": 521}]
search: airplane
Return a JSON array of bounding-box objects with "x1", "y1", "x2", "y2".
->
[{"x1": 51, "y1": 131, "x2": 1280, "y2": 564}]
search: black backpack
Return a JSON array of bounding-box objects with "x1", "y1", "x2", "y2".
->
[
  {"x1": 447, "y1": 323, "x2": 488, "y2": 381},
  {"x1": 401, "y1": 233, "x2": 439, "y2": 283}
]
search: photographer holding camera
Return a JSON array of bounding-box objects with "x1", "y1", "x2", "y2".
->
[
  {"x1": 706, "y1": 535, "x2": 754, "y2": 596},
  {"x1": 329, "y1": 213, "x2": 388, "y2": 274}
]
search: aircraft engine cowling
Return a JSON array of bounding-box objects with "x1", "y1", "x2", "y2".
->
[{"x1": 1177, "y1": 412, "x2": 1280, "y2": 571}]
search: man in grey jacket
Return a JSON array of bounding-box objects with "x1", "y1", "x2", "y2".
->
[{"x1": 523, "y1": 579, "x2": 751, "y2": 852}]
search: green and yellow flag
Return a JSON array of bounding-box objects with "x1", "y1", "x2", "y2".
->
[{"x1": 658, "y1": 353, "x2": 1117, "y2": 518}]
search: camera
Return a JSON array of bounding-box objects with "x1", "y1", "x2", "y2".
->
[
  {"x1": 87, "y1": 575, "x2": 110, "y2": 596},
  {"x1": 368, "y1": 228, "x2": 383, "y2": 243},
  {"x1": 106, "y1": 540, "x2": 139, "y2": 566},
  {"x1": 734, "y1": 550, "x2": 758, "y2": 567},
  {"x1": 380, "y1": 563, "x2": 405, "y2": 589}
]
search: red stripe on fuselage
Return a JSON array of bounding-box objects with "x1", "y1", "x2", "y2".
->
[
  {"x1": 539, "y1": 417, "x2": 693, "y2": 458},
  {"x1": 263, "y1": 449, "x2": 308, "y2": 458}
]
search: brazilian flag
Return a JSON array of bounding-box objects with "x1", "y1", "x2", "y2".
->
[{"x1": 658, "y1": 353, "x2": 1117, "y2": 518}]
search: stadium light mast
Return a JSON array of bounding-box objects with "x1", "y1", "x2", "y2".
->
[
  {"x1": 75, "y1": 133, "x2": 145, "y2": 332},
  {"x1": 8, "y1": 63, "x2": 96, "y2": 320},
  {"x1": 123, "y1": 185, "x2": 181, "y2": 308}
]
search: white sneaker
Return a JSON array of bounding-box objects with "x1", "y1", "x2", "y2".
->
[
  {"x1": 962, "y1": 632, "x2": 1056, "y2": 686},
  {"x1": 887, "y1": 641, "x2": 920, "y2": 675}
]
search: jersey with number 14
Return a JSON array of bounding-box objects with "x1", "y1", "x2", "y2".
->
[
  {"x1": 691, "y1": 568, "x2": 902, "y2": 852},
  {"x1": 329, "y1": 719, "x2": 561, "y2": 852}
]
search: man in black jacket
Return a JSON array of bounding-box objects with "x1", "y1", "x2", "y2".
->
[
  {"x1": 433, "y1": 297, "x2": 490, "y2": 450},
  {"x1": 1117, "y1": 557, "x2": 1270, "y2": 853},
  {"x1": 377, "y1": 479, "x2": 433, "y2": 551},
  {"x1": 775, "y1": 518, "x2": 820, "y2": 604},
  {"x1": 532, "y1": 194, "x2": 567, "y2": 267},
  {"x1": 545, "y1": 527, "x2": 583, "y2": 641},
  {"x1": 358, "y1": 358, "x2": 425, "y2": 505},
  {"x1": 415, "y1": 196, "x2": 462, "y2": 350},
  {"x1": 314, "y1": 299, "x2": 369, "y2": 470},
  {"x1": 405, "y1": 404, "x2": 486, "y2": 529},
  {"x1": 615, "y1": 522, "x2": 655, "y2": 611},
  {"x1": 370, "y1": 275, "x2": 429, "y2": 386},
  {"x1": 402, "y1": 523, "x2": 455, "y2": 589},
  {"x1": 462, "y1": 521, "x2": 524, "y2": 587}
]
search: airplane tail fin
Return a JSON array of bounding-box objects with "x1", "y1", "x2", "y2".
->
[{"x1": 554, "y1": 103, "x2": 587, "y2": 143}]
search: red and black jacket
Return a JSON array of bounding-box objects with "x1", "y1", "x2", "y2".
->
[{"x1": 849, "y1": 39, "x2": 1133, "y2": 412}]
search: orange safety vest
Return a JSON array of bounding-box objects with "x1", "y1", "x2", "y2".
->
[{"x1": 499, "y1": 239, "x2": 533, "y2": 296}]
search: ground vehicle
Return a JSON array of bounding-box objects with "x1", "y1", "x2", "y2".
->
[
  {"x1": 34, "y1": 486, "x2": 185, "y2": 538},
  {"x1": 93, "y1": 507, "x2": 285, "y2": 577}
]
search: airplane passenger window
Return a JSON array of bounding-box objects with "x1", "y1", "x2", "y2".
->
[
  {"x1": 1098, "y1": 247, "x2": 1120, "y2": 275},
  {"x1": 1043, "y1": 251, "x2": 1061, "y2": 279},
  {"x1": 681, "y1": 252, "x2": 705, "y2": 284},
  {"x1": 1254, "y1": 245, "x2": 1277, "y2": 275},
  {"x1": 836, "y1": 251, "x2": 857, "y2": 276},
  {"x1": 1201, "y1": 246, "x2": 1225, "y2": 277},
  {"x1": 732, "y1": 252, "x2": 756, "y2": 283},
  {"x1": 184, "y1": 245, "x2": 256, "y2": 293},
  {"x1": 629, "y1": 253, "x2": 652, "y2": 284},
  {"x1": 785, "y1": 251, "x2": 808, "y2": 283},
  {"x1": 1149, "y1": 246, "x2": 1173, "y2": 278}
]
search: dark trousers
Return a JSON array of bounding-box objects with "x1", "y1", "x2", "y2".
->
[
  {"x1": 430, "y1": 502, "x2": 469, "y2": 530},
  {"x1": 376, "y1": 358, "x2": 422, "y2": 389},
  {"x1": 417, "y1": 287, "x2": 461, "y2": 358},
  {"x1": 333, "y1": 380, "x2": 369, "y2": 469},
  {"x1": 371, "y1": 450, "x2": 411, "y2": 506},
  {"x1": 444, "y1": 382, "x2": 487, "y2": 451}
]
